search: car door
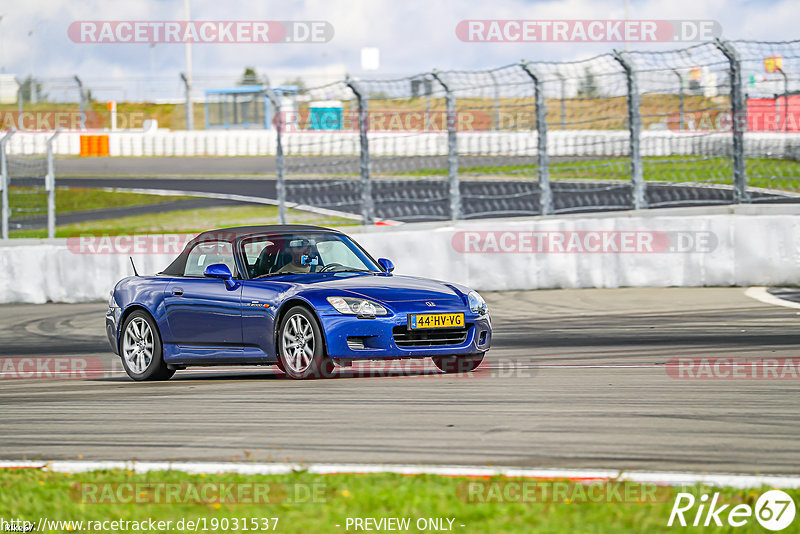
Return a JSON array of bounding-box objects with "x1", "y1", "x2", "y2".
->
[
  {"x1": 164, "y1": 240, "x2": 243, "y2": 347},
  {"x1": 238, "y1": 237, "x2": 285, "y2": 359}
]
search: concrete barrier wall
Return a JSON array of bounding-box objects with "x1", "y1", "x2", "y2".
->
[
  {"x1": 5, "y1": 130, "x2": 800, "y2": 158},
  {"x1": 2, "y1": 209, "x2": 799, "y2": 303}
]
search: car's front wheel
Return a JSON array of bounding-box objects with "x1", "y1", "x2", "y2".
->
[
  {"x1": 278, "y1": 306, "x2": 335, "y2": 379},
  {"x1": 432, "y1": 353, "x2": 485, "y2": 374},
  {"x1": 120, "y1": 311, "x2": 175, "y2": 381}
]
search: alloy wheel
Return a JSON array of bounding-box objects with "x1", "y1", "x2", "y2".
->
[
  {"x1": 281, "y1": 313, "x2": 315, "y2": 373},
  {"x1": 123, "y1": 317, "x2": 154, "y2": 374}
]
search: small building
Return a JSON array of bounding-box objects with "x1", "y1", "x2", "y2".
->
[
  {"x1": 747, "y1": 94, "x2": 800, "y2": 132},
  {"x1": 0, "y1": 74, "x2": 20, "y2": 104},
  {"x1": 308, "y1": 100, "x2": 343, "y2": 130},
  {"x1": 204, "y1": 85, "x2": 298, "y2": 130}
]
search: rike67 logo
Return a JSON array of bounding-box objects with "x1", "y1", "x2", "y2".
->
[{"x1": 668, "y1": 490, "x2": 796, "y2": 531}]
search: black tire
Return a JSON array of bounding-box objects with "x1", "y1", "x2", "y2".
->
[
  {"x1": 432, "y1": 353, "x2": 485, "y2": 374},
  {"x1": 277, "y1": 306, "x2": 335, "y2": 379},
  {"x1": 119, "y1": 310, "x2": 175, "y2": 382}
]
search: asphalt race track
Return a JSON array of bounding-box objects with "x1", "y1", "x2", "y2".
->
[
  {"x1": 49, "y1": 156, "x2": 800, "y2": 224},
  {"x1": 1, "y1": 287, "x2": 799, "y2": 474},
  {"x1": 58, "y1": 176, "x2": 799, "y2": 224}
]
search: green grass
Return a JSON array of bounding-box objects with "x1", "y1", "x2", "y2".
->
[
  {"x1": 54, "y1": 188, "x2": 194, "y2": 213},
  {"x1": 395, "y1": 156, "x2": 800, "y2": 191},
  {"x1": 0, "y1": 468, "x2": 796, "y2": 533},
  {"x1": 8, "y1": 187, "x2": 194, "y2": 215},
  {"x1": 9, "y1": 204, "x2": 356, "y2": 239}
]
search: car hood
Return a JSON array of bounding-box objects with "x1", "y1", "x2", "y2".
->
[{"x1": 278, "y1": 273, "x2": 464, "y2": 303}]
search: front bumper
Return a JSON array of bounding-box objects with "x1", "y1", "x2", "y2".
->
[
  {"x1": 319, "y1": 304, "x2": 491, "y2": 359},
  {"x1": 106, "y1": 306, "x2": 122, "y2": 355}
]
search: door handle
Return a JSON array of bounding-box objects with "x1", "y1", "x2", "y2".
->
[{"x1": 172, "y1": 287, "x2": 184, "y2": 296}]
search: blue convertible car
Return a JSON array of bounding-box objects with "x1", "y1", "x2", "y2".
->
[{"x1": 106, "y1": 225, "x2": 491, "y2": 380}]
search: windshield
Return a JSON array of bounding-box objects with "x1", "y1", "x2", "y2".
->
[{"x1": 241, "y1": 233, "x2": 380, "y2": 278}]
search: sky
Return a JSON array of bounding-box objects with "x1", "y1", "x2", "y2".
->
[{"x1": 0, "y1": 0, "x2": 795, "y2": 101}]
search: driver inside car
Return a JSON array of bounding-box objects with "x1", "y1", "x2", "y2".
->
[{"x1": 278, "y1": 239, "x2": 319, "y2": 274}]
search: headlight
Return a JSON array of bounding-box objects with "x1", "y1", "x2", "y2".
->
[
  {"x1": 108, "y1": 291, "x2": 116, "y2": 309},
  {"x1": 327, "y1": 296, "x2": 388, "y2": 316},
  {"x1": 468, "y1": 291, "x2": 488, "y2": 314}
]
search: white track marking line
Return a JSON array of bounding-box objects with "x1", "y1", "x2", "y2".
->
[
  {"x1": 745, "y1": 286, "x2": 800, "y2": 310},
  {"x1": 83, "y1": 186, "x2": 401, "y2": 225},
  {"x1": 1, "y1": 460, "x2": 798, "y2": 489},
  {"x1": 517, "y1": 364, "x2": 655, "y2": 369}
]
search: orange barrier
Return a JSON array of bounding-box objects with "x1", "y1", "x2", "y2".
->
[{"x1": 79, "y1": 135, "x2": 110, "y2": 156}]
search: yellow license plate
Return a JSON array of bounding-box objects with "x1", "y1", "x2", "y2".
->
[{"x1": 408, "y1": 313, "x2": 465, "y2": 330}]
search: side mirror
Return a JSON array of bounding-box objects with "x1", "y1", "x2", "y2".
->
[
  {"x1": 204, "y1": 263, "x2": 237, "y2": 289},
  {"x1": 378, "y1": 258, "x2": 395, "y2": 274}
]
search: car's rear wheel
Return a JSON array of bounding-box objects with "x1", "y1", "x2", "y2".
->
[
  {"x1": 432, "y1": 353, "x2": 485, "y2": 374},
  {"x1": 120, "y1": 311, "x2": 175, "y2": 381},
  {"x1": 278, "y1": 306, "x2": 335, "y2": 379}
]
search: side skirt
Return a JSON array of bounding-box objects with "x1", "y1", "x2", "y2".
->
[{"x1": 163, "y1": 344, "x2": 276, "y2": 365}]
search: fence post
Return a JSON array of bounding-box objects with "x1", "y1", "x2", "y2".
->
[
  {"x1": 266, "y1": 90, "x2": 287, "y2": 224},
  {"x1": 555, "y1": 73, "x2": 566, "y2": 129},
  {"x1": 672, "y1": 69, "x2": 685, "y2": 130},
  {"x1": 613, "y1": 51, "x2": 646, "y2": 210},
  {"x1": 487, "y1": 70, "x2": 501, "y2": 130},
  {"x1": 180, "y1": 73, "x2": 194, "y2": 131},
  {"x1": 46, "y1": 130, "x2": 61, "y2": 239},
  {"x1": 714, "y1": 39, "x2": 748, "y2": 203},
  {"x1": 431, "y1": 71, "x2": 461, "y2": 221},
  {"x1": 345, "y1": 77, "x2": 373, "y2": 225},
  {"x1": 74, "y1": 76, "x2": 87, "y2": 130},
  {"x1": 520, "y1": 62, "x2": 552, "y2": 216},
  {"x1": 16, "y1": 79, "x2": 23, "y2": 118},
  {"x1": 777, "y1": 67, "x2": 788, "y2": 133},
  {"x1": 0, "y1": 130, "x2": 15, "y2": 239}
]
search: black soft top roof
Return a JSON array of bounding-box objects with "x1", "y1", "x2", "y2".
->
[
  {"x1": 193, "y1": 224, "x2": 343, "y2": 242},
  {"x1": 161, "y1": 225, "x2": 345, "y2": 276}
]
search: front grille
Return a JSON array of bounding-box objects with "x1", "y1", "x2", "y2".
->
[{"x1": 392, "y1": 326, "x2": 468, "y2": 347}]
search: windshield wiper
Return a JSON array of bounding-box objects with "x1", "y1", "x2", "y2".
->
[
  {"x1": 254, "y1": 268, "x2": 372, "y2": 278},
  {"x1": 253, "y1": 273, "x2": 290, "y2": 279}
]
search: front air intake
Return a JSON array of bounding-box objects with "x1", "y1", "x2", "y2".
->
[
  {"x1": 347, "y1": 337, "x2": 367, "y2": 350},
  {"x1": 392, "y1": 326, "x2": 468, "y2": 347}
]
